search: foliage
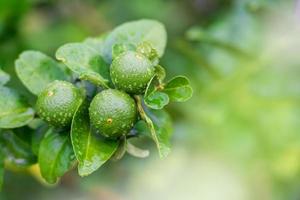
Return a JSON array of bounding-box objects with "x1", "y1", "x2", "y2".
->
[
  {"x1": 0, "y1": 1, "x2": 298, "y2": 199},
  {"x1": 0, "y1": 19, "x2": 192, "y2": 186}
]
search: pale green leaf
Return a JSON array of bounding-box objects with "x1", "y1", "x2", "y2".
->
[
  {"x1": 0, "y1": 86, "x2": 34, "y2": 128},
  {"x1": 56, "y1": 43, "x2": 109, "y2": 88},
  {"x1": 103, "y1": 19, "x2": 167, "y2": 62},
  {"x1": 15, "y1": 51, "x2": 69, "y2": 95}
]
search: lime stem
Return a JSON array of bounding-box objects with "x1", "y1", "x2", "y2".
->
[{"x1": 134, "y1": 95, "x2": 162, "y2": 157}]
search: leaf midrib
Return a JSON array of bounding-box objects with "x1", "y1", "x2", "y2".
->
[
  {"x1": 82, "y1": 127, "x2": 92, "y2": 167},
  {"x1": 48, "y1": 136, "x2": 68, "y2": 183}
]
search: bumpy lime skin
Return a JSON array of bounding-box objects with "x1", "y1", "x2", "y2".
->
[
  {"x1": 36, "y1": 80, "x2": 83, "y2": 127},
  {"x1": 110, "y1": 51, "x2": 155, "y2": 94},
  {"x1": 89, "y1": 89, "x2": 137, "y2": 138}
]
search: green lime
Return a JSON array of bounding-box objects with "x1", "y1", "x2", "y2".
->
[
  {"x1": 36, "y1": 80, "x2": 83, "y2": 127},
  {"x1": 89, "y1": 89, "x2": 137, "y2": 138},
  {"x1": 110, "y1": 51, "x2": 155, "y2": 94}
]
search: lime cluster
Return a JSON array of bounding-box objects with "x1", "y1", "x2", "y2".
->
[{"x1": 36, "y1": 49, "x2": 155, "y2": 138}]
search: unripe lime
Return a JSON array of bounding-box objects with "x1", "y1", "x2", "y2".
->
[
  {"x1": 110, "y1": 51, "x2": 155, "y2": 94},
  {"x1": 89, "y1": 89, "x2": 137, "y2": 138},
  {"x1": 36, "y1": 80, "x2": 83, "y2": 127}
]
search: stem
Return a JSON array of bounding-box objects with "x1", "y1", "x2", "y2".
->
[{"x1": 134, "y1": 95, "x2": 161, "y2": 157}]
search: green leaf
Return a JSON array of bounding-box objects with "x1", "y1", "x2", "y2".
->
[
  {"x1": 71, "y1": 102, "x2": 118, "y2": 177},
  {"x1": 144, "y1": 108, "x2": 173, "y2": 158},
  {"x1": 38, "y1": 129, "x2": 75, "y2": 184},
  {"x1": 56, "y1": 43, "x2": 109, "y2": 88},
  {"x1": 0, "y1": 130, "x2": 37, "y2": 167},
  {"x1": 145, "y1": 91, "x2": 169, "y2": 110},
  {"x1": 103, "y1": 19, "x2": 167, "y2": 62},
  {"x1": 133, "y1": 120, "x2": 150, "y2": 136},
  {"x1": 163, "y1": 76, "x2": 193, "y2": 102},
  {"x1": 83, "y1": 34, "x2": 108, "y2": 53},
  {"x1": 78, "y1": 71, "x2": 108, "y2": 87},
  {"x1": 31, "y1": 123, "x2": 48, "y2": 155},
  {"x1": 135, "y1": 96, "x2": 172, "y2": 158},
  {"x1": 27, "y1": 118, "x2": 45, "y2": 130},
  {"x1": 0, "y1": 86, "x2": 34, "y2": 128},
  {"x1": 144, "y1": 76, "x2": 169, "y2": 110},
  {"x1": 15, "y1": 51, "x2": 69, "y2": 95},
  {"x1": 0, "y1": 68, "x2": 10, "y2": 85}
]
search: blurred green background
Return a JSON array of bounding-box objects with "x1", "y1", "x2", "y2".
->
[{"x1": 1, "y1": 0, "x2": 300, "y2": 199}]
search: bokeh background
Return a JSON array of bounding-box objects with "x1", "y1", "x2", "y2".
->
[{"x1": 1, "y1": 0, "x2": 300, "y2": 199}]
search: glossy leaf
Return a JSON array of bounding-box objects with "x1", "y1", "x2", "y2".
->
[
  {"x1": 0, "y1": 86, "x2": 34, "y2": 128},
  {"x1": 0, "y1": 68, "x2": 10, "y2": 85},
  {"x1": 15, "y1": 51, "x2": 69, "y2": 95},
  {"x1": 56, "y1": 43, "x2": 109, "y2": 88},
  {"x1": 78, "y1": 71, "x2": 109, "y2": 87},
  {"x1": 145, "y1": 91, "x2": 169, "y2": 110},
  {"x1": 103, "y1": 19, "x2": 167, "y2": 62},
  {"x1": 83, "y1": 34, "x2": 108, "y2": 53},
  {"x1": 31, "y1": 124, "x2": 48, "y2": 155},
  {"x1": 0, "y1": 130, "x2": 36, "y2": 167},
  {"x1": 136, "y1": 96, "x2": 172, "y2": 158},
  {"x1": 163, "y1": 76, "x2": 193, "y2": 102},
  {"x1": 133, "y1": 120, "x2": 150, "y2": 136},
  {"x1": 144, "y1": 108, "x2": 172, "y2": 158},
  {"x1": 38, "y1": 129, "x2": 75, "y2": 184},
  {"x1": 71, "y1": 102, "x2": 118, "y2": 177},
  {"x1": 144, "y1": 76, "x2": 169, "y2": 109}
]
